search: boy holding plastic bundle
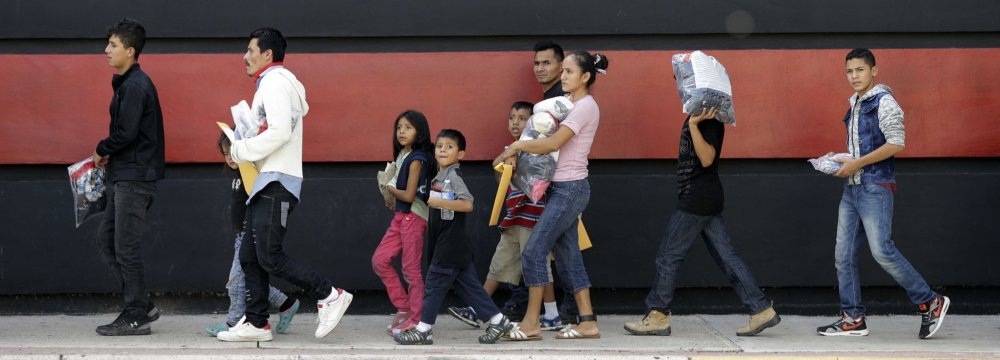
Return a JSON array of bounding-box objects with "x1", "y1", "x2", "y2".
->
[
  {"x1": 626, "y1": 51, "x2": 779, "y2": 337},
  {"x1": 815, "y1": 48, "x2": 949, "y2": 338}
]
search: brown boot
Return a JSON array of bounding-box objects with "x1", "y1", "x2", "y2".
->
[
  {"x1": 624, "y1": 309, "x2": 671, "y2": 336},
  {"x1": 737, "y1": 306, "x2": 780, "y2": 336}
]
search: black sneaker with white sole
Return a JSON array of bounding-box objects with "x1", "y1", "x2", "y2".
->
[
  {"x1": 447, "y1": 306, "x2": 480, "y2": 328},
  {"x1": 96, "y1": 309, "x2": 152, "y2": 336},
  {"x1": 918, "y1": 295, "x2": 950, "y2": 339},
  {"x1": 817, "y1": 314, "x2": 869, "y2": 336}
]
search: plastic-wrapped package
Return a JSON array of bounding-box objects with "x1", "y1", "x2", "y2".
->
[
  {"x1": 67, "y1": 157, "x2": 107, "y2": 227},
  {"x1": 376, "y1": 161, "x2": 398, "y2": 203},
  {"x1": 808, "y1": 153, "x2": 854, "y2": 175},
  {"x1": 511, "y1": 97, "x2": 574, "y2": 202},
  {"x1": 671, "y1": 51, "x2": 736, "y2": 125}
]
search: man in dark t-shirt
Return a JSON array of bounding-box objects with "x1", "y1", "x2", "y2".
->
[{"x1": 625, "y1": 108, "x2": 780, "y2": 337}]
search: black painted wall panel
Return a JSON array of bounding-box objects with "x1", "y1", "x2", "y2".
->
[
  {"x1": 2, "y1": 0, "x2": 997, "y2": 40},
  {"x1": 2, "y1": 159, "x2": 998, "y2": 294}
]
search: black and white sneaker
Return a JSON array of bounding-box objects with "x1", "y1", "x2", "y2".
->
[
  {"x1": 918, "y1": 295, "x2": 950, "y2": 339},
  {"x1": 96, "y1": 310, "x2": 152, "y2": 336},
  {"x1": 817, "y1": 314, "x2": 869, "y2": 336},
  {"x1": 447, "y1": 306, "x2": 480, "y2": 328},
  {"x1": 394, "y1": 327, "x2": 433, "y2": 345}
]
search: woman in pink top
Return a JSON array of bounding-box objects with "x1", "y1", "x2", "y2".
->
[{"x1": 498, "y1": 51, "x2": 608, "y2": 340}]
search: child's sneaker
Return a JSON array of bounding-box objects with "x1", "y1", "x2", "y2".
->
[
  {"x1": 394, "y1": 327, "x2": 433, "y2": 345},
  {"x1": 275, "y1": 298, "x2": 300, "y2": 334},
  {"x1": 918, "y1": 295, "x2": 950, "y2": 339},
  {"x1": 447, "y1": 306, "x2": 480, "y2": 328},
  {"x1": 479, "y1": 316, "x2": 514, "y2": 344},
  {"x1": 540, "y1": 314, "x2": 564, "y2": 331},
  {"x1": 315, "y1": 288, "x2": 352, "y2": 339},
  {"x1": 386, "y1": 311, "x2": 411, "y2": 335},
  {"x1": 217, "y1": 317, "x2": 273, "y2": 342},
  {"x1": 816, "y1": 313, "x2": 869, "y2": 336},
  {"x1": 205, "y1": 322, "x2": 230, "y2": 337}
]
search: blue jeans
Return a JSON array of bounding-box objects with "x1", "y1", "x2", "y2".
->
[
  {"x1": 96, "y1": 181, "x2": 156, "y2": 314},
  {"x1": 835, "y1": 184, "x2": 935, "y2": 318},
  {"x1": 421, "y1": 263, "x2": 501, "y2": 325},
  {"x1": 645, "y1": 209, "x2": 770, "y2": 314},
  {"x1": 226, "y1": 231, "x2": 288, "y2": 325},
  {"x1": 522, "y1": 180, "x2": 591, "y2": 292}
]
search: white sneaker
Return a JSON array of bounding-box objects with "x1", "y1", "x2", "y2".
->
[
  {"x1": 315, "y1": 289, "x2": 353, "y2": 338},
  {"x1": 217, "y1": 316, "x2": 273, "y2": 342}
]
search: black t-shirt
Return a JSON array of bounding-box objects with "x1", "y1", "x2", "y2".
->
[
  {"x1": 676, "y1": 118, "x2": 725, "y2": 216},
  {"x1": 543, "y1": 80, "x2": 564, "y2": 100},
  {"x1": 229, "y1": 171, "x2": 248, "y2": 239},
  {"x1": 426, "y1": 166, "x2": 474, "y2": 268}
]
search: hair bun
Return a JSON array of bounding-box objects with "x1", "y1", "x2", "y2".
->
[{"x1": 593, "y1": 53, "x2": 609, "y2": 74}]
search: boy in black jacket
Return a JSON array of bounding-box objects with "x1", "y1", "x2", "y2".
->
[{"x1": 91, "y1": 18, "x2": 165, "y2": 336}]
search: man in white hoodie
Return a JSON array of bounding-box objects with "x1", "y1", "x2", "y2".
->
[{"x1": 217, "y1": 27, "x2": 352, "y2": 342}]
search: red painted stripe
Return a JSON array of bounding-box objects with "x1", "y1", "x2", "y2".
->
[{"x1": 1, "y1": 49, "x2": 998, "y2": 164}]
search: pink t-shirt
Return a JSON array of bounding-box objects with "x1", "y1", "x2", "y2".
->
[{"x1": 553, "y1": 95, "x2": 600, "y2": 182}]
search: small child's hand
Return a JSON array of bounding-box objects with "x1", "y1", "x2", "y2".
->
[
  {"x1": 384, "y1": 197, "x2": 394, "y2": 209},
  {"x1": 427, "y1": 197, "x2": 444, "y2": 209}
]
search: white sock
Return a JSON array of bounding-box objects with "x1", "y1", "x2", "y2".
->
[
  {"x1": 488, "y1": 313, "x2": 504, "y2": 325},
  {"x1": 543, "y1": 302, "x2": 559, "y2": 319},
  {"x1": 416, "y1": 322, "x2": 432, "y2": 332},
  {"x1": 318, "y1": 287, "x2": 340, "y2": 303}
]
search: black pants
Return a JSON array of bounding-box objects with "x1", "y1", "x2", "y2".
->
[
  {"x1": 96, "y1": 180, "x2": 156, "y2": 314},
  {"x1": 241, "y1": 182, "x2": 333, "y2": 327}
]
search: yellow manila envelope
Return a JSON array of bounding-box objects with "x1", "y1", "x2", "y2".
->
[
  {"x1": 216, "y1": 122, "x2": 259, "y2": 195},
  {"x1": 489, "y1": 163, "x2": 513, "y2": 226}
]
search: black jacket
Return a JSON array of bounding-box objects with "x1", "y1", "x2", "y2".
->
[{"x1": 96, "y1": 64, "x2": 165, "y2": 182}]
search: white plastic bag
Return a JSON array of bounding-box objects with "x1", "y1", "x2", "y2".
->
[
  {"x1": 68, "y1": 157, "x2": 107, "y2": 227},
  {"x1": 511, "y1": 97, "x2": 574, "y2": 202},
  {"x1": 376, "y1": 161, "x2": 398, "y2": 203},
  {"x1": 808, "y1": 153, "x2": 854, "y2": 175},
  {"x1": 671, "y1": 51, "x2": 736, "y2": 125}
]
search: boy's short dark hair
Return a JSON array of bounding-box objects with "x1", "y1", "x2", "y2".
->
[
  {"x1": 846, "y1": 48, "x2": 876, "y2": 67},
  {"x1": 437, "y1": 129, "x2": 466, "y2": 151},
  {"x1": 250, "y1": 28, "x2": 287, "y2": 62},
  {"x1": 106, "y1": 18, "x2": 146, "y2": 59},
  {"x1": 534, "y1": 41, "x2": 565, "y2": 62},
  {"x1": 511, "y1": 101, "x2": 533, "y2": 113}
]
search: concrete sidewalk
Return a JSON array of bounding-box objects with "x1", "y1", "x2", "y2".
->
[{"x1": 0, "y1": 314, "x2": 997, "y2": 359}]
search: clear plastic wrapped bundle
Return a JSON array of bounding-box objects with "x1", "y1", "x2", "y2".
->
[
  {"x1": 67, "y1": 157, "x2": 107, "y2": 227},
  {"x1": 511, "y1": 96, "x2": 574, "y2": 202},
  {"x1": 671, "y1": 51, "x2": 736, "y2": 125},
  {"x1": 808, "y1": 153, "x2": 854, "y2": 175}
]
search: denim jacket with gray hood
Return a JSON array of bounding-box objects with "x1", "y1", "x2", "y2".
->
[{"x1": 844, "y1": 84, "x2": 905, "y2": 185}]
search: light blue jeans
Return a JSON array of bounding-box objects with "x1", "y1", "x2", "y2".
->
[
  {"x1": 521, "y1": 179, "x2": 592, "y2": 292},
  {"x1": 227, "y1": 231, "x2": 287, "y2": 325},
  {"x1": 835, "y1": 184, "x2": 935, "y2": 318}
]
